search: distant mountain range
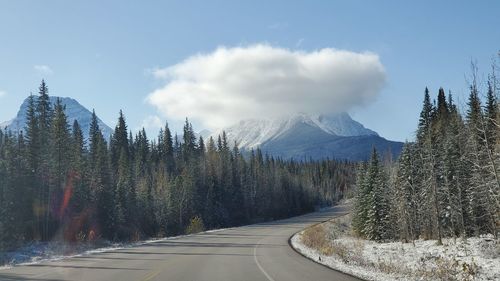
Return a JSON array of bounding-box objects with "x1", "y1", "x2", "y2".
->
[
  {"x1": 0, "y1": 96, "x2": 113, "y2": 142},
  {"x1": 207, "y1": 113, "x2": 403, "y2": 161},
  {"x1": 1, "y1": 97, "x2": 402, "y2": 161}
]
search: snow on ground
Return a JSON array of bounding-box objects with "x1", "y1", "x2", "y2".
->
[
  {"x1": 290, "y1": 215, "x2": 500, "y2": 281},
  {"x1": 291, "y1": 233, "x2": 388, "y2": 281},
  {"x1": 0, "y1": 227, "x2": 230, "y2": 270}
]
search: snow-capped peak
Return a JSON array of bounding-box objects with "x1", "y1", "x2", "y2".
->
[
  {"x1": 209, "y1": 112, "x2": 377, "y2": 149},
  {"x1": 0, "y1": 96, "x2": 113, "y2": 142}
]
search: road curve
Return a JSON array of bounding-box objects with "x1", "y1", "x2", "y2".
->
[{"x1": 0, "y1": 205, "x2": 360, "y2": 281}]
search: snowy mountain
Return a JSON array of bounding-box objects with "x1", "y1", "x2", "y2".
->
[
  {"x1": 0, "y1": 96, "x2": 113, "y2": 142},
  {"x1": 209, "y1": 112, "x2": 402, "y2": 161}
]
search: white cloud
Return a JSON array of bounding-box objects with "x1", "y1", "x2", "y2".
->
[
  {"x1": 147, "y1": 44, "x2": 386, "y2": 129},
  {"x1": 0, "y1": 90, "x2": 6, "y2": 98},
  {"x1": 138, "y1": 115, "x2": 164, "y2": 131},
  {"x1": 34, "y1": 65, "x2": 53, "y2": 75}
]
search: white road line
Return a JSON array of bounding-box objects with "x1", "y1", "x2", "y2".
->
[{"x1": 253, "y1": 238, "x2": 276, "y2": 281}]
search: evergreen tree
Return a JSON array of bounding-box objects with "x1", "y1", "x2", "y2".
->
[
  {"x1": 353, "y1": 148, "x2": 393, "y2": 241},
  {"x1": 88, "y1": 110, "x2": 116, "y2": 239},
  {"x1": 111, "y1": 110, "x2": 129, "y2": 169},
  {"x1": 1, "y1": 82, "x2": 358, "y2": 247},
  {"x1": 51, "y1": 98, "x2": 71, "y2": 188},
  {"x1": 352, "y1": 162, "x2": 368, "y2": 237},
  {"x1": 67, "y1": 120, "x2": 91, "y2": 240},
  {"x1": 417, "y1": 87, "x2": 433, "y2": 142},
  {"x1": 34, "y1": 80, "x2": 54, "y2": 240},
  {"x1": 24, "y1": 94, "x2": 41, "y2": 239},
  {"x1": 394, "y1": 143, "x2": 419, "y2": 241},
  {"x1": 182, "y1": 118, "x2": 197, "y2": 163},
  {"x1": 48, "y1": 98, "x2": 71, "y2": 239},
  {"x1": 162, "y1": 122, "x2": 174, "y2": 175}
]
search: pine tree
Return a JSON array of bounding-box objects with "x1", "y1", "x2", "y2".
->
[
  {"x1": 162, "y1": 122, "x2": 175, "y2": 175},
  {"x1": 36, "y1": 80, "x2": 53, "y2": 135},
  {"x1": 24, "y1": 94, "x2": 41, "y2": 239},
  {"x1": 111, "y1": 110, "x2": 129, "y2": 169},
  {"x1": 443, "y1": 105, "x2": 470, "y2": 237},
  {"x1": 110, "y1": 111, "x2": 137, "y2": 238},
  {"x1": 88, "y1": 110, "x2": 116, "y2": 239},
  {"x1": 34, "y1": 80, "x2": 54, "y2": 240},
  {"x1": 465, "y1": 81, "x2": 496, "y2": 235},
  {"x1": 0, "y1": 133, "x2": 25, "y2": 248},
  {"x1": 25, "y1": 94, "x2": 39, "y2": 173},
  {"x1": 417, "y1": 87, "x2": 433, "y2": 142},
  {"x1": 182, "y1": 118, "x2": 197, "y2": 163},
  {"x1": 352, "y1": 162, "x2": 368, "y2": 237},
  {"x1": 67, "y1": 120, "x2": 91, "y2": 240},
  {"x1": 485, "y1": 79, "x2": 498, "y2": 144},
  {"x1": 365, "y1": 148, "x2": 392, "y2": 241},
  {"x1": 115, "y1": 147, "x2": 132, "y2": 238},
  {"x1": 415, "y1": 89, "x2": 441, "y2": 241},
  {"x1": 49, "y1": 98, "x2": 71, "y2": 239},
  {"x1": 51, "y1": 98, "x2": 71, "y2": 186},
  {"x1": 484, "y1": 79, "x2": 500, "y2": 222},
  {"x1": 394, "y1": 143, "x2": 419, "y2": 241}
]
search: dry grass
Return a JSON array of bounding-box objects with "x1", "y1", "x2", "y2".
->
[
  {"x1": 301, "y1": 224, "x2": 334, "y2": 256},
  {"x1": 301, "y1": 216, "x2": 365, "y2": 262},
  {"x1": 329, "y1": 240, "x2": 350, "y2": 262},
  {"x1": 415, "y1": 254, "x2": 479, "y2": 281},
  {"x1": 302, "y1": 214, "x2": 484, "y2": 281}
]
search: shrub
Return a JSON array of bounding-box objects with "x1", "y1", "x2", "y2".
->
[
  {"x1": 330, "y1": 240, "x2": 350, "y2": 262},
  {"x1": 416, "y1": 255, "x2": 479, "y2": 281},
  {"x1": 301, "y1": 225, "x2": 334, "y2": 255},
  {"x1": 186, "y1": 216, "x2": 205, "y2": 234}
]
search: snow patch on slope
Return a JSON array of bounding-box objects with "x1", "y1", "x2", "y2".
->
[{"x1": 210, "y1": 112, "x2": 377, "y2": 149}]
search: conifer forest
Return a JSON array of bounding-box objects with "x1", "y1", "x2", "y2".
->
[
  {"x1": 353, "y1": 65, "x2": 499, "y2": 242},
  {"x1": 0, "y1": 81, "x2": 355, "y2": 250}
]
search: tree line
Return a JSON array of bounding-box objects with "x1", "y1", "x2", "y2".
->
[
  {"x1": 353, "y1": 62, "x2": 499, "y2": 242},
  {"x1": 0, "y1": 80, "x2": 355, "y2": 250}
]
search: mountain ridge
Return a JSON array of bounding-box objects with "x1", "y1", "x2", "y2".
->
[
  {"x1": 208, "y1": 112, "x2": 402, "y2": 161},
  {"x1": 0, "y1": 96, "x2": 113, "y2": 142},
  {"x1": 1, "y1": 97, "x2": 403, "y2": 161}
]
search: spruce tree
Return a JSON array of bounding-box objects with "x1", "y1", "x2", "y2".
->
[
  {"x1": 34, "y1": 80, "x2": 53, "y2": 240},
  {"x1": 352, "y1": 162, "x2": 369, "y2": 237},
  {"x1": 417, "y1": 87, "x2": 433, "y2": 142},
  {"x1": 364, "y1": 148, "x2": 392, "y2": 241},
  {"x1": 24, "y1": 94, "x2": 41, "y2": 239},
  {"x1": 395, "y1": 143, "x2": 418, "y2": 241},
  {"x1": 68, "y1": 120, "x2": 90, "y2": 239},
  {"x1": 162, "y1": 122, "x2": 174, "y2": 175},
  {"x1": 51, "y1": 98, "x2": 71, "y2": 191},
  {"x1": 88, "y1": 110, "x2": 116, "y2": 239},
  {"x1": 111, "y1": 110, "x2": 129, "y2": 169}
]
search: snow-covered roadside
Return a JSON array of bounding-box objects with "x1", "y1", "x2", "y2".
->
[
  {"x1": 290, "y1": 215, "x2": 500, "y2": 281},
  {"x1": 291, "y1": 232, "x2": 391, "y2": 281},
  {"x1": 0, "y1": 227, "x2": 230, "y2": 270}
]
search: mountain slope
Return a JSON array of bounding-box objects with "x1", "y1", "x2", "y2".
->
[
  {"x1": 260, "y1": 122, "x2": 402, "y2": 161},
  {"x1": 210, "y1": 113, "x2": 402, "y2": 161},
  {"x1": 0, "y1": 96, "x2": 113, "y2": 141},
  {"x1": 216, "y1": 113, "x2": 377, "y2": 148}
]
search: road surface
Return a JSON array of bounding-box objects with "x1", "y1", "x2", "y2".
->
[{"x1": 0, "y1": 205, "x2": 360, "y2": 281}]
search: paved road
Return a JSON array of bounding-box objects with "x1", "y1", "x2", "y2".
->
[{"x1": 0, "y1": 205, "x2": 360, "y2": 281}]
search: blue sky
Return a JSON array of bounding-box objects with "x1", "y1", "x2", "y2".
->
[{"x1": 0, "y1": 0, "x2": 499, "y2": 141}]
